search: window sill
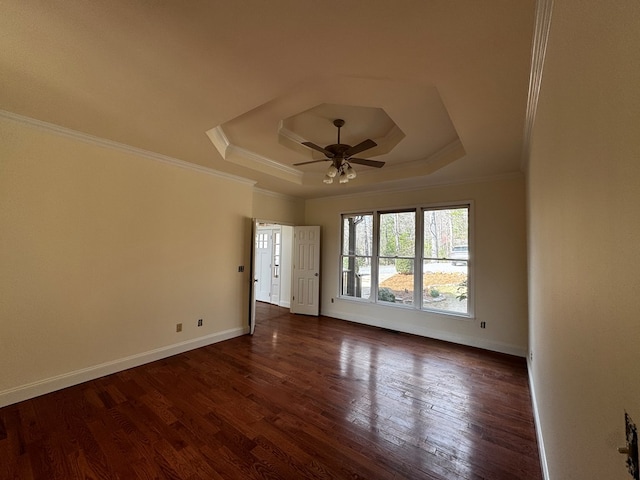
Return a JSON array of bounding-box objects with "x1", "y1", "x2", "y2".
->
[{"x1": 337, "y1": 295, "x2": 474, "y2": 319}]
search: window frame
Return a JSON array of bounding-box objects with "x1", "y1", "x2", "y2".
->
[
  {"x1": 338, "y1": 201, "x2": 474, "y2": 318},
  {"x1": 377, "y1": 209, "x2": 417, "y2": 306},
  {"x1": 339, "y1": 212, "x2": 375, "y2": 302},
  {"x1": 420, "y1": 203, "x2": 473, "y2": 318}
]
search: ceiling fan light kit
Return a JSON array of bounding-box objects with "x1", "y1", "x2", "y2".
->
[
  {"x1": 346, "y1": 164, "x2": 356, "y2": 179},
  {"x1": 294, "y1": 118, "x2": 385, "y2": 185}
]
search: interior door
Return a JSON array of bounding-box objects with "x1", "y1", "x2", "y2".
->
[{"x1": 291, "y1": 226, "x2": 321, "y2": 316}]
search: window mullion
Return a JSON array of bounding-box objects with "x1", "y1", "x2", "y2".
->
[
  {"x1": 371, "y1": 211, "x2": 379, "y2": 303},
  {"x1": 415, "y1": 210, "x2": 423, "y2": 308}
]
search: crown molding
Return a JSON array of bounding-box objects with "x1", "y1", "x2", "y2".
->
[
  {"x1": 205, "y1": 125, "x2": 230, "y2": 157},
  {"x1": 227, "y1": 144, "x2": 302, "y2": 178},
  {"x1": 0, "y1": 110, "x2": 256, "y2": 186},
  {"x1": 277, "y1": 122, "x2": 307, "y2": 145},
  {"x1": 206, "y1": 125, "x2": 303, "y2": 183},
  {"x1": 521, "y1": 0, "x2": 555, "y2": 170},
  {"x1": 392, "y1": 138, "x2": 465, "y2": 173}
]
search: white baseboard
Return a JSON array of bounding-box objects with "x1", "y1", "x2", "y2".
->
[
  {"x1": 528, "y1": 358, "x2": 550, "y2": 480},
  {"x1": 0, "y1": 327, "x2": 248, "y2": 408},
  {"x1": 279, "y1": 300, "x2": 291, "y2": 308},
  {"x1": 328, "y1": 309, "x2": 527, "y2": 357}
]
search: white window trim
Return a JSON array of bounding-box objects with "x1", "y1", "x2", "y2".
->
[{"x1": 338, "y1": 200, "x2": 474, "y2": 319}]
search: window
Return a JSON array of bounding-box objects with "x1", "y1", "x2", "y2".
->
[
  {"x1": 340, "y1": 214, "x2": 373, "y2": 300},
  {"x1": 256, "y1": 232, "x2": 268, "y2": 249},
  {"x1": 340, "y1": 203, "x2": 471, "y2": 317},
  {"x1": 273, "y1": 231, "x2": 281, "y2": 278},
  {"x1": 378, "y1": 211, "x2": 415, "y2": 304},
  {"x1": 423, "y1": 206, "x2": 469, "y2": 315}
]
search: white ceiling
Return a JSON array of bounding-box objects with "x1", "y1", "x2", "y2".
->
[{"x1": 0, "y1": 1, "x2": 536, "y2": 198}]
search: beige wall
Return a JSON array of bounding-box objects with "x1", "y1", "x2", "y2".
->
[
  {"x1": 305, "y1": 175, "x2": 529, "y2": 356},
  {"x1": 252, "y1": 188, "x2": 305, "y2": 225},
  {"x1": 0, "y1": 116, "x2": 254, "y2": 406},
  {"x1": 528, "y1": 0, "x2": 640, "y2": 478}
]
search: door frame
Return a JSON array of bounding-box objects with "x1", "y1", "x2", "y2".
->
[
  {"x1": 254, "y1": 226, "x2": 275, "y2": 303},
  {"x1": 249, "y1": 218, "x2": 295, "y2": 335}
]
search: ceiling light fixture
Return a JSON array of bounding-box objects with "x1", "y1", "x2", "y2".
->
[{"x1": 323, "y1": 160, "x2": 356, "y2": 185}]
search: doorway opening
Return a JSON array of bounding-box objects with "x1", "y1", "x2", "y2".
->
[
  {"x1": 250, "y1": 220, "x2": 321, "y2": 335},
  {"x1": 254, "y1": 222, "x2": 293, "y2": 308}
]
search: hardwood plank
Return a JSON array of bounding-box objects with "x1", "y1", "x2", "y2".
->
[{"x1": 0, "y1": 303, "x2": 542, "y2": 479}]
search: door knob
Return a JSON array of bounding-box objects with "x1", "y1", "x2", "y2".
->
[{"x1": 314, "y1": 273, "x2": 319, "y2": 277}]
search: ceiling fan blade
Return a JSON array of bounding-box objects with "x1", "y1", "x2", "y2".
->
[
  {"x1": 302, "y1": 142, "x2": 334, "y2": 158},
  {"x1": 344, "y1": 139, "x2": 377, "y2": 158},
  {"x1": 348, "y1": 158, "x2": 385, "y2": 168},
  {"x1": 293, "y1": 159, "x2": 330, "y2": 166}
]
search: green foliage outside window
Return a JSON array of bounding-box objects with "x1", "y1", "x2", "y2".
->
[
  {"x1": 395, "y1": 258, "x2": 414, "y2": 274},
  {"x1": 378, "y1": 287, "x2": 396, "y2": 303}
]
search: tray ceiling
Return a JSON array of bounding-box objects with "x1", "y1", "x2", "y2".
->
[{"x1": 0, "y1": 1, "x2": 536, "y2": 198}]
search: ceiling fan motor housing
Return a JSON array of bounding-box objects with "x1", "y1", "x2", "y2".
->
[{"x1": 326, "y1": 144, "x2": 351, "y2": 158}]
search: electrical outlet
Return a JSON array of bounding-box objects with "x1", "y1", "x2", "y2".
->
[
  {"x1": 530, "y1": 351, "x2": 533, "y2": 361},
  {"x1": 176, "y1": 323, "x2": 182, "y2": 333},
  {"x1": 238, "y1": 265, "x2": 244, "y2": 272},
  {"x1": 480, "y1": 321, "x2": 486, "y2": 329},
  {"x1": 197, "y1": 319, "x2": 203, "y2": 327}
]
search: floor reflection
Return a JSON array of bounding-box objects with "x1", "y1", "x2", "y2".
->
[
  {"x1": 339, "y1": 335, "x2": 477, "y2": 476},
  {"x1": 253, "y1": 302, "x2": 540, "y2": 479}
]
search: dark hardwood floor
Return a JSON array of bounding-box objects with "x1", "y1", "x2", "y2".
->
[{"x1": 0, "y1": 303, "x2": 542, "y2": 479}]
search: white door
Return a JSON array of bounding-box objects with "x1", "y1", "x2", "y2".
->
[
  {"x1": 255, "y1": 229, "x2": 271, "y2": 303},
  {"x1": 291, "y1": 226, "x2": 321, "y2": 316}
]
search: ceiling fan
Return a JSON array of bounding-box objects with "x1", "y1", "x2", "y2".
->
[{"x1": 294, "y1": 119, "x2": 385, "y2": 184}]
